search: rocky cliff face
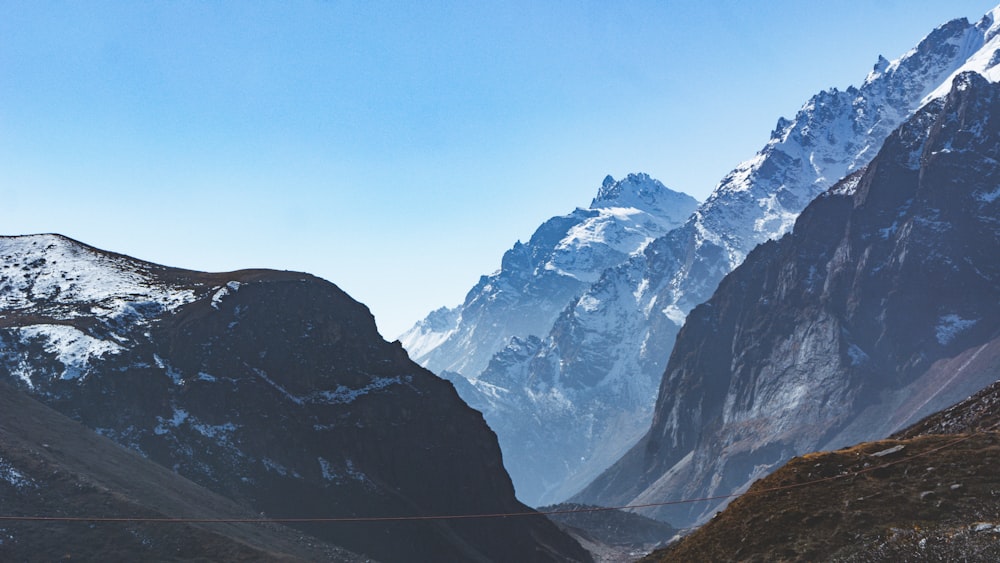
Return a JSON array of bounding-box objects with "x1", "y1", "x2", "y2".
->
[
  {"x1": 574, "y1": 72, "x2": 1000, "y2": 529},
  {"x1": 399, "y1": 173, "x2": 697, "y2": 379},
  {"x1": 0, "y1": 234, "x2": 591, "y2": 562}
]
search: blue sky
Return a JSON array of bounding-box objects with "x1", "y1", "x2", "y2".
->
[{"x1": 1, "y1": 1, "x2": 997, "y2": 337}]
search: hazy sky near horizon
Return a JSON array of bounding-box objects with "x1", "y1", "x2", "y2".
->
[{"x1": 2, "y1": 0, "x2": 997, "y2": 338}]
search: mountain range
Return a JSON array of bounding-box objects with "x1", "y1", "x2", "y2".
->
[
  {"x1": 401, "y1": 5, "x2": 1000, "y2": 508},
  {"x1": 4, "y1": 5, "x2": 1000, "y2": 562},
  {"x1": 574, "y1": 70, "x2": 1000, "y2": 530}
]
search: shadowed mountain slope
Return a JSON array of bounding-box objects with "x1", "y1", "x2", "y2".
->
[
  {"x1": 0, "y1": 233, "x2": 590, "y2": 562},
  {"x1": 0, "y1": 380, "x2": 366, "y2": 562}
]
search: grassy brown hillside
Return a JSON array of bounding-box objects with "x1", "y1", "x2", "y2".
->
[
  {"x1": 644, "y1": 380, "x2": 1000, "y2": 562},
  {"x1": 644, "y1": 433, "x2": 1000, "y2": 562},
  {"x1": 0, "y1": 381, "x2": 366, "y2": 562}
]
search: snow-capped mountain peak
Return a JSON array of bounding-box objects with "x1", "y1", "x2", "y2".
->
[
  {"x1": 590, "y1": 172, "x2": 684, "y2": 210},
  {"x1": 399, "y1": 174, "x2": 696, "y2": 380},
  {"x1": 919, "y1": 11, "x2": 1000, "y2": 103}
]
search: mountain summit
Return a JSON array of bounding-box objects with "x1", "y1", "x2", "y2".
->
[
  {"x1": 591, "y1": 172, "x2": 693, "y2": 214},
  {"x1": 399, "y1": 174, "x2": 696, "y2": 378}
]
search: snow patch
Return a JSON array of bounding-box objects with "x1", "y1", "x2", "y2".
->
[
  {"x1": 154, "y1": 354, "x2": 184, "y2": 386},
  {"x1": 211, "y1": 281, "x2": 241, "y2": 310},
  {"x1": 153, "y1": 407, "x2": 190, "y2": 435},
  {"x1": 317, "y1": 457, "x2": 338, "y2": 481},
  {"x1": 191, "y1": 421, "x2": 237, "y2": 439},
  {"x1": 936, "y1": 314, "x2": 978, "y2": 345},
  {"x1": 249, "y1": 367, "x2": 304, "y2": 405},
  {"x1": 312, "y1": 376, "x2": 406, "y2": 404},
  {"x1": 18, "y1": 325, "x2": 122, "y2": 381},
  {"x1": 976, "y1": 185, "x2": 1000, "y2": 203},
  {"x1": 261, "y1": 458, "x2": 300, "y2": 478},
  {"x1": 577, "y1": 295, "x2": 601, "y2": 313},
  {"x1": 662, "y1": 305, "x2": 686, "y2": 326},
  {"x1": 0, "y1": 456, "x2": 35, "y2": 490},
  {"x1": 830, "y1": 173, "x2": 863, "y2": 196}
]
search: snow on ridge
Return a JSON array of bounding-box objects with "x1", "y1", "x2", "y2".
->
[
  {"x1": 0, "y1": 234, "x2": 197, "y2": 318},
  {"x1": 454, "y1": 7, "x2": 1000, "y2": 507},
  {"x1": 591, "y1": 173, "x2": 697, "y2": 210},
  {"x1": 692, "y1": 11, "x2": 989, "y2": 264},
  {"x1": 920, "y1": 34, "x2": 1000, "y2": 105},
  {"x1": 249, "y1": 365, "x2": 410, "y2": 406},
  {"x1": 545, "y1": 206, "x2": 684, "y2": 283},
  {"x1": 829, "y1": 173, "x2": 864, "y2": 197},
  {"x1": 399, "y1": 172, "x2": 696, "y2": 376}
]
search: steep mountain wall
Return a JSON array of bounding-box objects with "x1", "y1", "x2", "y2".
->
[{"x1": 575, "y1": 72, "x2": 1000, "y2": 528}]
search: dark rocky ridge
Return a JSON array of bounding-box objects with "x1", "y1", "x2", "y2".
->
[
  {"x1": 0, "y1": 234, "x2": 590, "y2": 562},
  {"x1": 574, "y1": 72, "x2": 1000, "y2": 528}
]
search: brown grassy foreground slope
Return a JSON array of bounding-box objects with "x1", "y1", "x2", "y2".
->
[
  {"x1": 644, "y1": 381, "x2": 1000, "y2": 562},
  {"x1": 0, "y1": 381, "x2": 366, "y2": 562}
]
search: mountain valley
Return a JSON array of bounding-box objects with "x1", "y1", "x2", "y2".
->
[{"x1": 5, "y1": 5, "x2": 1000, "y2": 563}]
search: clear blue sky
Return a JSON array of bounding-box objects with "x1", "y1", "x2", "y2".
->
[{"x1": 1, "y1": 1, "x2": 996, "y2": 338}]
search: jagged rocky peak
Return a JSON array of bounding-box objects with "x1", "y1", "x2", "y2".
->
[
  {"x1": 590, "y1": 172, "x2": 696, "y2": 214},
  {"x1": 399, "y1": 172, "x2": 695, "y2": 378},
  {"x1": 980, "y1": 5, "x2": 1000, "y2": 41},
  {"x1": 874, "y1": 54, "x2": 890, "y2": 73}
]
